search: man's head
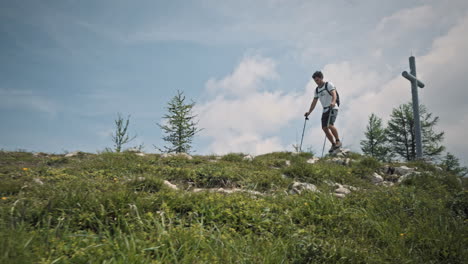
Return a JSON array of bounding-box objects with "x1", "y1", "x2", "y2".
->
[{"x1": 312, "y1": 71, "x2": 324, "y2": 85}]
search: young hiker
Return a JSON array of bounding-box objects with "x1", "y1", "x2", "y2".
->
[{"x1": 304, "y1": 71, "x2": 342, "y2": 153}]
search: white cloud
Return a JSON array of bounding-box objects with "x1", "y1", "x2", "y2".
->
[
  {"x1": 205, "y1": 56, "x2": 278, "y2": 97},
  {"x1": 196, "y1": 55, "x2": 310, "y2": 155},
  {"x1": 418, "y1": 12, "x2": 468, "y2": 160},
  {"x1": 374, "y1": 5, "x2": 436, "y2": 47},
  {"x1": 0, "y1": 88, "x2": 59, "y2": 116},
  {"x1": 321, "y1": 10, "x2": 468, "y2": 163}
]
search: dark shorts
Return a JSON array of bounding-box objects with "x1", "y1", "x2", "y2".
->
[{"x1": 321, "y1": 109, "x2": 338, "y2": 128}]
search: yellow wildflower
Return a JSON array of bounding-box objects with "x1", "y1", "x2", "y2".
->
[
  {"x1": 304, "y1": 202, "x2": 308, "y2": 206},
  {"x1": 400, "y1": 233, "x2": 405, "y2": 237},
  {"x1": 22, "y1": 168, "x2": 29, "y2": 171},
  {"x1": 1, "y1": 197, "x2": 7, "y2": 200}
]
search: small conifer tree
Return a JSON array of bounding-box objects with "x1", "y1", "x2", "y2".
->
[
  {"x1": 112, "y1": 113, "x2": 136, "y2": 152},
  {"x1": 360, "y1": 113, "x2": 391, "y2": 161},
  {"x1": 157, "y1": 90, "x2": 202, "y2": 153}
]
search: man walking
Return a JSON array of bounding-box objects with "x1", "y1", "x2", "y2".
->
[{"x1": 304, "y1": 71, "x2": 342, "y2": 153}]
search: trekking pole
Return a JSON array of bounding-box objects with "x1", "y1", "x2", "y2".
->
[
  {"x1": 299, "y1": 116, "x2": 309, "y2": 152},
  {"x1": 321, "y1": 107, "x2": 334, "y2": 158}
]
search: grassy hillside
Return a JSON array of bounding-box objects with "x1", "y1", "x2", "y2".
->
[{"x1": 0, "y1": 150, "x2": 466, "y2": 263}]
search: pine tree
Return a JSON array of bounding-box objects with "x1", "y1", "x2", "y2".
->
[
  {"x1": 441, "y1": 152, "x2": 468, "y2": 177},
  {"x1": 157, "y1": 90, "x2": 202, "y2": 154},
  {"x1": 360, "y1": 113, "x2": 391, "y2": 161},
  {"x1": 386, "y1": 102, "x2": 445, "y2": 161},
  {"x1": 112, "y1": 113, "x2": 136, "y2": 152}
]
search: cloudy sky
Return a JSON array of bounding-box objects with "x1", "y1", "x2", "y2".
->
[{"x1": 1, "y1": 0, "x2": 468, "y2": 163}]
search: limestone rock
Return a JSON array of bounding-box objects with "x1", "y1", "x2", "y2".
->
[
  {"x1": 383, "y1": 174, "x2": 400, "y2": 182},
  {"x1": 285, "y1": 160, "x2": 291, "y2": 167},
  {"x1": 371, "y1": 173, "x2": 384, "y2": 184},
  {"x1": 163, "y1": 180, "x2": 179, "y2": 190},
  {"x1": 126, "y1": 148, "x2": 141, "y2": 153},
  {"x1": 398, "y1": 171, "x2": 422, "y2": 183},
  {"x1": 378, "y1": 181, "x2": 395, "y2": 187},
  {"x1": 394, "y1": 166, "x2": 415, "y2": 175},
  {"x1": 65, "y1": 151, "x2": 83, "y2": 158},
  {"x1": 323, "y1": 180, "x2": 337, "y2": 186},
  {"x1": 333, "y1": 193, "x2": 346, "y2": 198},
  {"x1": 342, "y1": 184, "x2": 358, "y2": 191},
  {"x1": 307, "y1": 157, "x2": 320, "y2": 164},
  {"x1": 178, "y1": 153, "x2": 193, "y2": 160},
  {"x1": 243, "y1": 155, "x2": 254, "y2": 161},
  {"x1": 334, "y1": 187, "x2": 351, "y2": 195},
  {"x1": 161, "y1": 153, "x2": 193, "y2": 160},
  {"x1": 289, "y1": 181, "x2": 319, "y2": 195},
  {"x1": 33, "y1": 178, "x2": 44, "y2": 185},
  {"x1": 327, "y1": 157, "x2": 351, "y2": 166}
]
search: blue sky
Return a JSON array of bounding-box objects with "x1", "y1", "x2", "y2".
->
[{"x1": 1, "y1": 0, "x2": 468, "y2": 163}]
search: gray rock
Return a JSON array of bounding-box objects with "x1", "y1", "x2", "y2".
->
[
  {"x1": 33, "y1": 178, "x2": 44, "y2": 185},
  {"x1": 190, "y1": 187, "x2": 265, "y2": 196},
  {"x1": 243, "y1": 155, "x2": 254, "y2": 161},
  {"x1": 135, "y1": 152, "x2": 146, "y2": 157},
  {"x1": 378, "y1": 181, "x2": 395, "y2": 187},
  {"x1": 177, "y1": 153, "x2": 193, "y2": 160},
  {"x1": 334, "y1": 187, "x2": 351, "y2": 195},
  {"x1": 383, "y1": 174, "x2": 400, "y2": 182},
  {"x1": 394, "y1": 166, "x2": 415, "y2": 175},
  {"x1": 285, "y1": 160, "x2": 291, "y2": 167},
  {"x1": 333, "y1": 148, "x2": 350, "y2": 158},
  {"x1": 289, "y1": 181, "x2": 319, "y2": 194},
  {"x1": 435, "y1": 166, "x2": 443, "y2": 171},
  {"x1": 163, "y1": 180, "x2": 178, "y2": 190},
  {"x1": 341, "y1": 148, "x2": 350, "y2": 154},
  {"x1": 327, "y1": 157, "x2": 351, "y2": 166},
  {"x1": 161, "y1": 153, "x2": 193, "y2": 160},
  {"x1": 398, "y1": 171, "x2": 422, "y2": 183},
  {"x1": 307, "y1": 157, "x2": 320, "y2": 164},
  {"x1": 126, "y1": 148, "x2": 141, "y2": 153},
  {"x1": 333, "y1": 193, "x2": 346, "y2": 198},
  {"x1": 244, "y1": 190, "x2": 264, "y2": 196},
  {"x1": 371, "y1": 173, "x2": 384, "y2": 184},
  {"x1": 342, "y1": 184, "x2": 358, "y2": 191},
  {"x1": 323, "y1": 179, "x2": 337, "y2": 186},
  {"x1": 65, "y1": 151, "x2": 82, "y2": 157},
  {"x1": 344, "y1": 158, "x2": 351, "y2": 166}
]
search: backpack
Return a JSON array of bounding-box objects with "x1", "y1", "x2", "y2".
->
[{"x1": 316, "y1": 82, "x2": 340, "y2": 107}]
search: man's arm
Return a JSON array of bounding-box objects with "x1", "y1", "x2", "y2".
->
[
  {"x1": 330, "y1": 90, "x2": 337, "y2": 107},
  {"x1": 305, "y1": 98, "x2": 318, "y2": 117}
]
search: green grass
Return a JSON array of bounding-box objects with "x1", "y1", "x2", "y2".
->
[{"x1": 0, "y1": 150, "x2": 466, "y2": 263}]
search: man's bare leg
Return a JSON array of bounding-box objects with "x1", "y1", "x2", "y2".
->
[
  {"x1": 322, "y1": 127, "x2": 335, "y2": 145},
  {"x1": 328, "y1": 125, "x2": 340, "y2": 142}
]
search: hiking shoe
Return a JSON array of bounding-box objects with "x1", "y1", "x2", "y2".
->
[
  {"x1": 328, "y1": 145, "x2": 337, "y2": 153},
  {"x1": 335, "y1": 141, "x2": 342, "y2": 148}
]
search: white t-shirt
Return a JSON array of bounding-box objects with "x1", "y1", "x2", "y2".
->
[{"x1": 314, "y1": 81, "x2": 339, "y2": 113}]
